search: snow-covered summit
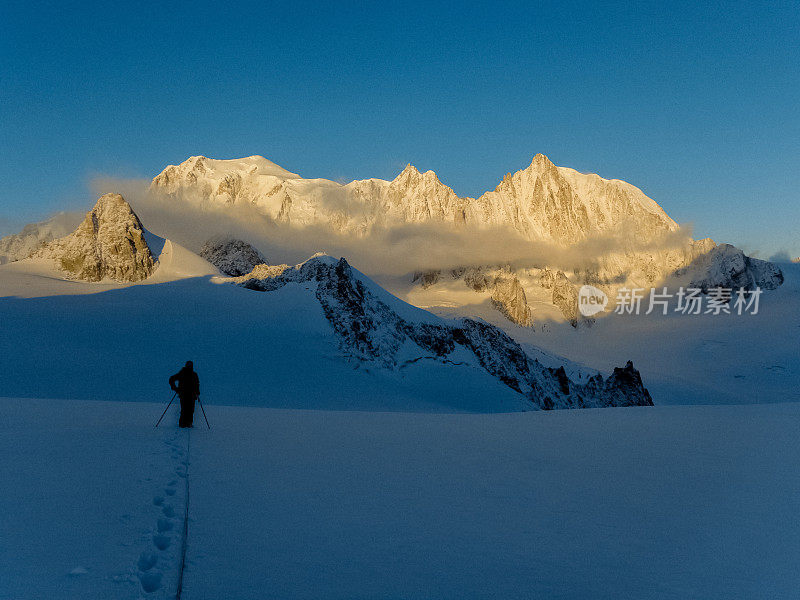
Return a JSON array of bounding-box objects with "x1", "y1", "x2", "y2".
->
[
  {"x1": 383, "y1": 163, "x2": 463, "y2": 224},
  {"x1": 155, "y1": 154, "x2": 301, "y2": 186},
  {"x1": 473, "y1": 153, "x2": 678, "y2": 243}
]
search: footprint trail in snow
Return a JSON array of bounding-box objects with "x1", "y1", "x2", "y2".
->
[{"x1": 134, "y1": 427, "x2": 190, "y2": 597}]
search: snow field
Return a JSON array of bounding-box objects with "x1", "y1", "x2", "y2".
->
[{"x1": 4, "y1": 397, "x2": 799, "y2": 599}]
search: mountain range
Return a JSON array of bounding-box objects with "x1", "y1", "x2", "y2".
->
[
  {"x1": 0, "y1": 152, "x2": 793, "y2": 410},
  {"x1": 150, "y1": 153, "x2": 677, "y2": 242},
  {"x1": 0, "y1": 153, "x2": 785, "y2": 331},
  {"x1": 148, "y1": 154, "x2": 784, "y2": 325}
]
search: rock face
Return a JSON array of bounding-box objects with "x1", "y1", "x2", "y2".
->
[
  {"x1": 411, "y1": 270, "x2": 441, "y2": 288},
  {"x1": 458, "y1": 267, "x2": 533, "y2": 327},
  {"x1": 199, "y1": 237, "x2": 267, "y2": 276},
  {"x1": 490, "y1": 277, "x2": 533, "y2": 327},
  {"x1": 233, "y1": 254, "x2": 653, "y2": 410},
  {"x1": 0, "y1": 213, "x2": 83, "y2": 264},
  {"x1": 677, "y1": 243, "x2": 784, "y2": 291},
  {"x1": 32, "y1": 194, "x2": 156, "y2": 282},
  {"x1": 540, "y1": 269, "x2": 578, "y2": 326},
  {"x1": 408, "y1": 267, "x2": 536, "y2": 327}
]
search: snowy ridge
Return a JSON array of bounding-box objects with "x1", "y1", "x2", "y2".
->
[
  {"x1": 150, "y1": 153, "x2": 678, "y2": 243},
  {"x1": 233, "y1": 254, "x2": 653, "y2": 409}
]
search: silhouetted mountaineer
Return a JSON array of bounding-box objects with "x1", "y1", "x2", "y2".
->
[{"x1": 169, "y1": 361, "x2": 200, "y2": 428}]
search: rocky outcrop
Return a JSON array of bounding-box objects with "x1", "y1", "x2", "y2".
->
[
  {"x1": 490, "y1": 277, "x2": 533, "y2": 327},
  {"x1": 676, "y1": 243, "x2": 784, "y2": 291},
  {"x1": 541, "y1": 268, "x2": 583, "y2": 326},
  {"x1": 551, "y1": 271, "x2": 580, "y2": 326},
  {"x1": 199, "y1": 237, "x2": 267, "y2": 276},
  {"x1": 457, "y1": 267, "x2": 533, "y2": 327},
  {"x1": 234, "y1": 254, "x2": 652, "y2": 410},
  {"x1": 32, "y1": 194, "x2": 156, "y2": 282},
  {"x1": 411, "y1": 270, "x2": 441, "y2": 288}
]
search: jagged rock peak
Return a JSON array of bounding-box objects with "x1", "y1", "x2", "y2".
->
[
  {"x1": 398, "y1": 163, "x2": 420, "y2": 177},
  {"x1": 530, "y1": 153, "x2": 556, "y2": 168},
  {"x1": 493, "y1": 153, "x2": 556, "y2": 185},
  {"x1": 32, "y1": 193, "x2": 156, "y2": 282},
  {"x1": 392, "y1": 163, "x2": 441, "y2": 182}
]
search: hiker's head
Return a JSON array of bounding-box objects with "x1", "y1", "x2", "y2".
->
[{"x1": 185, "y1": 360, "x2": 193, "y2": 370}]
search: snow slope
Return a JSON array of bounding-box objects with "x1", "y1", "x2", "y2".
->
[{"x1": 3, "y1": 397, "x2": 800, "y2": 599}]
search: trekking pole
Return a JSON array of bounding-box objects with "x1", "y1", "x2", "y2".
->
[
  {"x1": 155, "y1": 392, "x2": 177, "y2": 428},
  {"x1": 197, "y1": 396, "x2": 211, "y2": 430}
]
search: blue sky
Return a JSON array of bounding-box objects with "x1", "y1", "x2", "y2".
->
[{"x1": 1, "y1": 0, "x2": 798, "y2": 257}]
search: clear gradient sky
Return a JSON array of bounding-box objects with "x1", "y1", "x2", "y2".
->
[{"x1": 1, "y1": 0, "x2": 798, "y2": 257}]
